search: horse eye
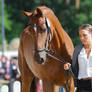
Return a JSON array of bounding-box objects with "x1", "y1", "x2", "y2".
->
[{"x1": 41, "y1": 28, "x2": 47, "y2": 32}]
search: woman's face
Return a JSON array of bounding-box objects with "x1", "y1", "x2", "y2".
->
[{"x1": 79, "y1": 29, "x2": 92, "y2": 46}]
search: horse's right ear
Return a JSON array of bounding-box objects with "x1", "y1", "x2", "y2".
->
[
  {"x1": 37, "y1": 8, "x2": 43, "y2": 16},
  {"x1": 21, "y1": 10, "x2": 32, "y2": 18}
]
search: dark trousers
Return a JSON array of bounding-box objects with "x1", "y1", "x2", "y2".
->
[{"x1": 76, "y1": 79, "x2": 92, "y2": 92}]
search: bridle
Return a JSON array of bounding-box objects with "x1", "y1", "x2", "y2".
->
[{"x1": 29, "y1": 16, "x2": 52, "y2": 53}]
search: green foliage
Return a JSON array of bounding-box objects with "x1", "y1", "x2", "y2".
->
[{"x1": 0, "y1": 0, "x2": 92, "y2": 47}]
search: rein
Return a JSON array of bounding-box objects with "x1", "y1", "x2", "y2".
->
[{"x1": 46, "y1": 49, "x2": 66, "y2": 64}]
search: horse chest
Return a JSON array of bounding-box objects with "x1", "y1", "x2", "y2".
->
[{"x1": 25, "y1": 56, "x2": 65, "y2": 80}]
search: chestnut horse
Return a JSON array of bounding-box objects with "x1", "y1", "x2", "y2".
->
[{"x1": 18, "y1": 6, "x2": 74, "y2": 92}]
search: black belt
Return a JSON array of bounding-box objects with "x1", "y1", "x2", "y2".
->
[
  {"x1": 81, "y1": 77, "x2": 92, "y2": 80},
  {"x1": 78, "y1": 79, "x2": 92, "y2": 88}
]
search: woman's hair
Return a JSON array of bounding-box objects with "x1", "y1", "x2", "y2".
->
[{"x1": 79, "y1": 24, "x2": 92, "y2": 33}]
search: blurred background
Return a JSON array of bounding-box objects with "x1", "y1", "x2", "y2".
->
[{"x1": 0, "y1": 0, "x2": 92, "y2": 92}]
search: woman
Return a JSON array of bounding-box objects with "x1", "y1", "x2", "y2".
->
[{"x1": 64, "y1": 24, "x2": 92, "y2": 92}]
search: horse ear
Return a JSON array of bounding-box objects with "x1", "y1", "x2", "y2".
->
[
  {"x1": 37, "y1": 8, "x2": 43, "y2": 16},
  {"x1": 21, "y1": 10, "x2": 32, "y2": 18}
]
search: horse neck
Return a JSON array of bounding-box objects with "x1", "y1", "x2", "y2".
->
[{"x1": 48, "y1": 14, "x2": 69, "y2": 57}]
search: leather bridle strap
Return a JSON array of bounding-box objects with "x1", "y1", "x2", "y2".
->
[
  {"x1": 35, "y1": 48, "x2": 46, "y2": 53},
  {"x1": 35, "y1": 16, "x2": 52, "y2": 53}
]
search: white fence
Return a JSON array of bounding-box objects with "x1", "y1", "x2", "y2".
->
[
  {"x1": 0, "y1": 80, "x2": 66, "y2": 92},
  {"x1": 0, "y1": 81, "x2": 21, "y2": 92},
  {"x1": 0, "y1": 51, "x2": 18, "y2": 59}
]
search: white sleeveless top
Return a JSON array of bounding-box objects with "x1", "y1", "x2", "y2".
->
[{"x1": 78, "y1": 47, "x2": 92, "y2": 79}]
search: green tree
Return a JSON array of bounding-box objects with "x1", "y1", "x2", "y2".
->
[{"x1": 2, "y1": 0, "x2": 92, "y2": 46}]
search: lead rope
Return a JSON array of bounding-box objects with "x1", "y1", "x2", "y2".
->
[{"x1": 65, "y1": 70, "x2": 70, "y2": 92}]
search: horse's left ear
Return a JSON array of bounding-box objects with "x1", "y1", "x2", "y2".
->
[
  {"x1": 21, "y1": 10, "x2": 32, "y2": 18},
  {"x1": 37, "y1": 8, "x2": 44, "y2": 16}
]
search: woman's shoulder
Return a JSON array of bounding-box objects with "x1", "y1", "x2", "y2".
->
[
  {"x1": 74, "y1": 44, "x2": 83, "y2": 50},
  {"x1": 73, "y1": 44, "x2": 83, "y2": 54}
]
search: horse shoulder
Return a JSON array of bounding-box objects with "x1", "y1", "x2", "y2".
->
[{"x1": 18, "y1": 26, "x2": 31, "y2": 60}]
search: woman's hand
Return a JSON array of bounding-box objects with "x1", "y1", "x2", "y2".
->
[{"x1": 64, "y1": 63, "x2": 71, "y2": 70}]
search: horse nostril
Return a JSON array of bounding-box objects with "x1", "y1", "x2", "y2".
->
[
  {"x1": 40, "y1": 58, "x2": 44, "y2": 63},
  {"x1": 34, "y1": 52, "x2": 46, "y2": 64}
]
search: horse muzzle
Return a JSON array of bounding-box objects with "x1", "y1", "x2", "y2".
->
[{"x1": 34, "y1": 51, "x2": 46, "y2": 64}]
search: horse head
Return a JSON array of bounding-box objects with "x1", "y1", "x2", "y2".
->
[{"x1": 22, "y1": 7, "x2": 52, "y2": 64}]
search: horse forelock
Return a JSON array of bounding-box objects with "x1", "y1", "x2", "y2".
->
[{"x1": 35, "y1": 6, "x2": 55, "y2": 18}]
